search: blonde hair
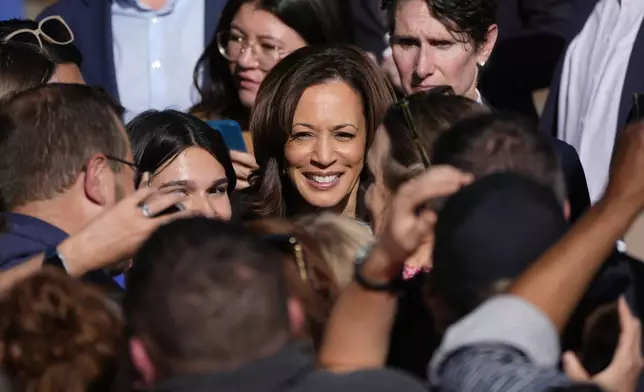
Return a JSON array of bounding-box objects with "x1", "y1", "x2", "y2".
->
[{"x1": 297, "y1": 213, "x2": 374, "y2": 289}]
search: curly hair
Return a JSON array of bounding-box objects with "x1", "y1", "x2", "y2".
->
[
  {"x1": 386, "y1": 0, "x2": 496, "y2": 46},
  {"x1": 0, "y1": 268, "x2": 123, "y2": 392}
]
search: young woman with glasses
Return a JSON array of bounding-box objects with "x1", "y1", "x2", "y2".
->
[{"x1": 191, "y1": 0, "x2": 353, "y2": 190}]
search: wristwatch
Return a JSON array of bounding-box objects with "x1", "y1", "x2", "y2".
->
[
  {"x1": 354, "y1": 245, "x2": 404, "y2": 293},
  {"x1": 42, "y1": 246, "x2": 67, "y2": 271}
]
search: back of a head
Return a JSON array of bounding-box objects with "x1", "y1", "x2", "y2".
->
[
  {"x1": 0, "y1": 83, "x2": 125, "y2": 210},
  {"x1": 0, "y1": 268, "x2": 122, "y2": 392},
  {"x1": 382, "y1": 88, "x2": 487, "y2": 191},
  {"x1": 431, "y1": 172, "x2": 568, "y2": 323},
  {"x1": 296, "y1": 213, "x2": 374, "y2": 288},
  {"x1": 0, "y1": 41, "x2": 54, "y2": 100},
  {"x1": 0, "y1": 18, "x2": 83, "y2": 66},
  {"x1": 432, "y1": 112, "x2": 567, "y2": 205},
  {"x1": 247, "y1": 218, "x2": 340, "y2": 350},
  {"x1": 124, "y1": 218, "x2": 291, "y2": 378}
]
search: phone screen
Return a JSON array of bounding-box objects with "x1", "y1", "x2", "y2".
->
[{"x1": 207, "y1": 120, "x2": 247, "y2": 152}]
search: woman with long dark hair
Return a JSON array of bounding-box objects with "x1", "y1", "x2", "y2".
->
[
  {"x1": 193, "y1": 0, "x2": 353, "y2": 127},
  {"x1": 240, "y1": 44, "x2": 394, "y2": 222},
  {"x1": 128, "y1": 110, "x2": 237, "y2": 221},
  {"x1": 192, "y1": 0, "x2": 354, "y2": 189}
]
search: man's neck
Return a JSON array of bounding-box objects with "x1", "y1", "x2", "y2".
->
[
  {"x1": 12, "y1": 197, "x2": 88, "y2": 236},
  {"x1": 140, "y1": 0, "x2": 168, "y2": 11}
]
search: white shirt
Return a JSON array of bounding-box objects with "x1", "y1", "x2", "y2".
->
[
  {"x1": 557, "y1": 0, "x2": 644, "y2": 202},
  {"x1": 112, "y1": 0, "x2": 205, "y2": 121}
]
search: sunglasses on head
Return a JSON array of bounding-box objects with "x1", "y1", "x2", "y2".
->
[
  {"x1": 395, "y1": 85, "x2": 455, "y2": 169},
  {"x1": 1, "y1": 16, "x2": 74, "y2": 51}
]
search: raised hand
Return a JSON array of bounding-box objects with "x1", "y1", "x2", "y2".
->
[
  {"x1": 375, "y1": 165, "x2": 473, "y2": 267},
  {"x1": 563, "y1": 297, "x2": 643, "y2": 392},
  {"x1": 59, "y1": 176, "x2": 197, "y2": 276},
  {"x1": 230, "y1": 150, "x2": 259, "y2": 190},
  {"x1": 604, "y1": 120, "x2": 644, "y2": 214}
]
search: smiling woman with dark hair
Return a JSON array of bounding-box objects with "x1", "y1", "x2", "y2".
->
[
  {"x1": 128, "y1": 110, "x2": 237, "y2": 221},
  {"x1": 239, "y1": 44, "x2": 394, "y2": 221}
]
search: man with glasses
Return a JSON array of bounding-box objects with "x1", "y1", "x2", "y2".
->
[{"x1": 0, "y1": 84, "x2": 185, "y2": 290}]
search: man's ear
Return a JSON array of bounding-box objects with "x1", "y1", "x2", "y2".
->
[
  {"x1": 564, "y1": 200, "x2": 571, "y2": 221},
  {"x1": 129, "y1": 337, "x2": 157, "y2": 388},
  {"x1": 287, "y1": 297, "x2": 305, "y2": 337},
  {"x1": 83, "y1": 154, "x2": 110, "y2": 206}
]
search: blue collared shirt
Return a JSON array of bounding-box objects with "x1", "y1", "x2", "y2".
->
[
  {"x1": 111, "y1": 0, "x2": 205, "y2": 121},
  {"x1": 0, "y1": 213, "x2": 125, "y2": 288}
]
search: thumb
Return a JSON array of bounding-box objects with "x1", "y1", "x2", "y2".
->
[{"x1": 563, "y1": 351, "x2": 591, "y2": 382}]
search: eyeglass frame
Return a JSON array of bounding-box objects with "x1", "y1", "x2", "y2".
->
[
  {"x1": 395, "y1": 86, "x2": 456, "y2": 169},
  {"x1": 1, "y1": 15, "x2": 75, "y2": 51},
  {"x1": 106, "y1": 155, "x2": 139, "y2": 175},
  {"x1": 215, "y1": 30, "x2": 288, "y2": 70}
]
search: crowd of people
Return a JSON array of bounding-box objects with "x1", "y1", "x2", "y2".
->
[{"x1": 1, "y1": 0, "x2": 644, "y2": 391}]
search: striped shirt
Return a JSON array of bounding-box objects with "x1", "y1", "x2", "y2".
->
[{"x1": 429, "y1": 296, "x2": 571, "y2": 392}]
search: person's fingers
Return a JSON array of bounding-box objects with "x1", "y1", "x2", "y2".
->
[
  {"x1": 234, "y1": 163, "x2": 252, "y2": 181},
  {"x1": 123, "y1": 183, "x2": 158, "y2": 208},
  {"x1": 612, "y1": 296, "x2": 642, "y2": 365},
  {"x1": 140, "y1": 172, "x2": 151, "y2": 186},
  {"x1": 395, "y1": 167, "x2": 472, "y2": 211},
  {"x1": 617, "y1": 296, "x2": 639, "y2": 331},
  {"x1": 155, "y1": 207, "x2": 204, "y2": 226},
  {"x1": 140, "y1": 191, "x2": 188, "y2": 217},
  {"x1": 230, "y1": 150, "x2": 258, "y2": 168},
  {"x1": 236, "y1": 180, "x2": 250, "y2": 190},
  {"x1": 563, "y1": 351, "x2": 591, "y2": 382},
  {"x1": 416, "y1": 210, "x2": 437, "y2": 234}
]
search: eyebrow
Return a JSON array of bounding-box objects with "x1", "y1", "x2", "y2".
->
[
  {"x1": 159, "y1": 180, "x2": 196, "y2": 190},
  {"x1": 160, "y1": 178, "x2": 229, "y2": 190},
  {"x1": 229, "y1": 24, "x2": 282, "y2": 42},
  {"x1": 209, "y1": 178, "x2": 229, "y2": 189},
  {"x1": 292, "y1": 123, "x2": 359, "y2": 131}
]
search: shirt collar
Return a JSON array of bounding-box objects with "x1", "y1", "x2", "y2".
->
[
  {"x1": 150, "y1": 342, "x2": 314, "y2": 392},
  {"x1": 113, "y1": 0, "x2": 178, "y2": 14},
  {"x1": 2, "y1": 212, "x2": 69, "y2": 248}
]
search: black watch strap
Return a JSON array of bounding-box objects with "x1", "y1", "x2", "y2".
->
[
  {"x1": 354, "y1": 246, "x2": 404, "y2": 293},
  {"x1": 43, "y1": 246, "x2": 66, "y2": 270}
]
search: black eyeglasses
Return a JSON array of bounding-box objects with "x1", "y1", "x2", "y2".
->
[
  {"x1": 397, "y1": 98, "x2": 431, "y2": 168},
  {"x1": 396, "y1": 86, "x2": 456, "y2": 169},
  {"x1": 106, "y1": 155, "x2": 139, "y2": 173}
]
